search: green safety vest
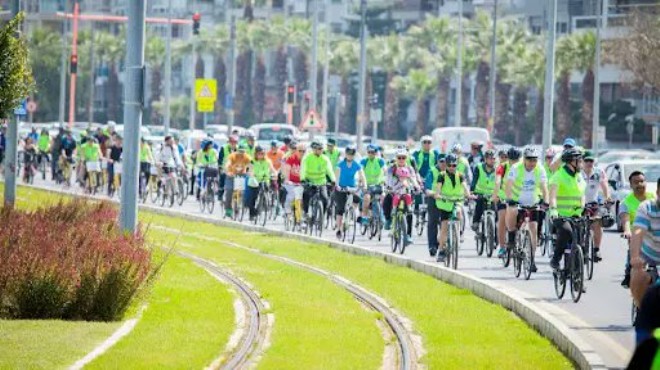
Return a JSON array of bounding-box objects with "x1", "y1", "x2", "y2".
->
[
  {"x1": 363, "y1": 157, "x2": 385, "y2": 186},
  {"x1": 246, "y1": 145, "x2": 256, "y2": 158},
  {"x1": 37, "y1": 135, "x2": 49, "y2": 152},
  {"x1": 83, "y1": 143, "x2": 100, "y2": 161},
  {"x1": 140, "y1": 144, "x2": 151, "y2": 162},
  {"x1": 623, "y1": 191, "x2": 656, "y2": 226},
  {"x1": 552, "y1": 166, "x2": 586, "y2": 217},
  {"x1": 198, "y1": 149, "x2": 218, "y2": 166},
  {"x1": 415, "y1": 151, "x2": 436, "y2": 172},
  {"x1": 325, "y1": 148, "x2": 340, "y2": 168},
  {"x1": 457, "y1": 157, "x2": 469, "y2": 177},
  {"x1": 252, "y1": 159, "x2": 271, "y2": 183},
  {"x1": 543, "y1": 163, "x2": 554, "y2": 177},
  {"x1": 435, "y1": 172, "x2": 464, "y2": 212},
  {"x1": 474, "y1": 164, "x2": 496, "y2": 196},
  {"x1": 510, "y1": 162, "x2": 542, "y2": 202},
  {"x1": 221, "y1": 144, "x2": 234, "y2": 166},
  {"x1": 301, "y1": 154, "x2": 333, "y2": 185},
  {"x1": 498, "y1": 162, "x2": 511, "y2": 199}
]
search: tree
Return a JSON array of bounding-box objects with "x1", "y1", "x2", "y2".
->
[
  {"x1": 503, "y1": 39, "x2": 540, "y2": 145},
  {"x1": 248, "y1": 20, "x2": 272, "y2": 123},
  {"x1": 328, "y1": 37, "x2": 358, "y2": 133},
  {"x1": 27, "y1": 27, "x2": 61, "y2": 122},
  {"x1": 270, "y1": 16, "x2": 291, "y2": 122},
  {"x1": 555, "y1": 35, "x2": 575, "y2": 141},
  {"x1": 96, "y1": 30, "x2": 125, "y2": 122},
  {"x1": 571, "y1": 31, "x2": 597, "y2": 147},
  {"x1": 146, "y1": 35, "x2": 166, "y2": 124},
  {"x1": 467, "y1": 10, "x2": 495, "y2": 128},
  {"x1": 201, "y1": 25, "x2": 229, "y2": 125},
  {"x1": 0, "y1": 13, "x2": 33, "y2": 119},
  {"x1": 392, "y1": 69, "x2": 437, "y2": 138}
]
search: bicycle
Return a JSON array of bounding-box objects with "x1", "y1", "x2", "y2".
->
[
  {"x1": 22, "y1": 154, "x2": 36, "y2": 184},
  {"x1": 85, "y1": 160, "x2": 101, "y2": 195},
  {"x1": 539, "y1": 210, "x2": 552, "y2": 257},
  {"x1": 325, "y1": 188, "x2": 336, "y2": 231},
  {"x1": 337, "y1": 187, "x2": 359, "y2": 244},
  {"x1": 305, "y1": 184, "x2": 325, "y2": 237},
  {"x1": 368, "y1": 189, "x2": 384, "y2": 241},
  {"x1": 199, "y1": 166, "x2": 218, "y2": 214},
  {"x1": 474, "y1": 196, "x2": 497, "y2": 258},
  {"x1": 283, "y1": 184, "x2": 304, "y2": 233},
  {"x1": 512, "y1": 205, "x2": 541, "y2": 280},
  {"x1": 232, "y1": 175, "x2": 246, "y2": 221},
  {"x1": 254, "y1": 182, "x2": 270, "y2": 227},
  {"x1": 58, "y1": 155, "x2": 73, "y2": 187},
  {"x1": 38, "y1": 151, "x2": 48, "y2": 180},
  {"x1": 581, "y1": 201, "x2": 613, "y2": 280},
  {"x1": 414, "y1": 201, "x2": 427, "y2": 237},
  {"x1": 268, "y1": 181, "x2": 281, "y2": 221},
  {"x1": 390, "y1": 191, "x2": 411, "y2": 255},
  {"x1": 149, "y1": 165, "x2": 160, "y2": 204},
  {"x1": 440, "y1": 198, "x2": 464, "y2": 270},
  {"x1": 159, "y1": 166, "x2": 178, "y2": 208},
  {"x1": 553, "y1": 216, "x2": 586, "y2": 303},
  {"x1": 631, "y1": 265, "x2": 658, "y2": 326}
]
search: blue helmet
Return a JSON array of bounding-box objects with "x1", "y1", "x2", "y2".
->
[
  {"x1": 366, "y1": 144, "x2": 378, "y2": 152},
  {"x1": 563, "y1": 137, "x2": 576, "y2": 148},
  {"x1": 201, "y1": 139, "x2": 213, "y2": 150}
]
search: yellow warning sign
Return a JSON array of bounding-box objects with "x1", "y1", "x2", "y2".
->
[{"x1": 195, "y1": 79, "x2": 217, "y2": 113}]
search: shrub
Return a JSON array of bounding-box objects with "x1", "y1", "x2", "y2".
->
[{"x1": 0, "y1": 200, "x2": 153, "y2": 321}]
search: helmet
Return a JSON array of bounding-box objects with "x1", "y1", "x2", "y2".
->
[
  {"x1": 484, "y1": 149, "x2": 496, "y2": 159},
  {"x1": 201, "y1": 139, "x2": 213, "y2": 149},
  {"x1": 471, "y1": 140, "x2": 485, "y2": 148},
  {"x1": 437, "y1": 153, "x2": 447, "y2": 163},
  {"x1": 420, "y1": 135, "x2": 432, "y2": 143},
  {"x1": 345, "y1": 145, "x2": 356, "y2": 155},
  {"x1": 507, "y1": 147, "x2": 522, "y2": 161},
  {"x1": 229, "y1": 135, "x2": 239, "y2": 144},
  {"x1": 545, "y1": 147, "x2": 556, "y2": 158},
  {"x1": 237, "y1": 144, "x2": 248, "y2": 152},
  {"x1": 563, "y1": 137, "x2": 576, "y2": 148},
  {"x1": 310, "y1": 141, "x2": 323, "y2": 150},
  {"x1": 561, "y1": 148, "x2": 583, "y2": 163},
  {"x1": 245, "y1": 130, "x2": 256, "y2": 140},
  {"x1": 583, "y1": 150, "x2": 595, "y2": 161},
  {"x1": 366, "y1": 144, "x2": 378, "y2": 152},
  {"x1": 282, "y1": 135, "x2": 293, "y2": 145},
  {"x1": 523, "y1": 146, "x2": 540, "y2": 159},
  {"x1": 395, "y1": 149, "x2": 408, "y2": 158},
  {"x1": 255, "y1": 145, "x2": 265, "y2": 153},
  {"x1": 445, "y1": 154, "x2": 458, "y2": 165},
  {"x1": 327, "y1": 138, "x2": 337, "y2": 146},
  {"x1": 601, "y1": 213, "x2": 615, "y2": 228},
  {"x1": 451, "y1": 143, "x2": 462, "y2": 154},
  {"x1": 497, "y1": 149, "x2": 508, "y2": 158},
  {"x1": 270, "y1": 140, "x2": 278, "y2": 147}
]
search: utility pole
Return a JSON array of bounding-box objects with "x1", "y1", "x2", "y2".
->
[
  {"x1": 455, "y1": 0, "x2": 463, "y2": 127},
  {"x1": 227, "y1": 16, "x2": 237, "y2": 134},
  {"x1": 119, "y1": 0, "x2": 146, "y2": 233},
  {"x1": 488, "y1": 0, "x2": 498, "y2": 134},
  {"x1": 309, "y1": 0, "x2": 319, "y2": 112},
  {"x1": 87, "y1": 22, "x2": 95, "y2": 126},
  {"x1": 542, "y1": 0, "x2": 558, "y2": 151},
  {"x1": 68, "y1": 2, "x2": 80, "y2": 128},
  {"x1": 592, "y1": 0, "x2": 603, "y2": 151},
  {"x1": 334, "y1": 93, "x2": 341, "y2": 137},
  {"x1": 163, "y1": 0, "x2": 173, "y2": 135},
  {"x1": 58, "y1": 0, "x2": 69, "y2": 128},
  {"x1": 356, "y1": 0, "x2": 367, "y2": 152},
  {"x1": 188, "y1": 0, "x2": 197, "y2": 131},
  {"x1": 321, "y1": 8, "x2": 330, "y2": 131},
  {"x1": 4, "y1": 0, "x2": 21, "y2": 207}
]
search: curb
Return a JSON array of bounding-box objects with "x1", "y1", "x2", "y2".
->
[{"x1": 142, "y1": 205, "x2": 607, "y2": 370}]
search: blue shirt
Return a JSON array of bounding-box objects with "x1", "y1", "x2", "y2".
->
[
  {"x1": 28, "y1": 132, "x2": 39, "y2": 143},
  {"x1": 634, "y1": 200, "x2": 660, "y2": 265},
  {"x1": 337, "y1": 159, "x2": 362, "y2": 188},
  {"x1": 412, "y1": 150, "x2": 439, "y2": 179}
]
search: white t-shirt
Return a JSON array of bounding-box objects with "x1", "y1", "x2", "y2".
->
[
  {"x1": 507, "y1": 164, "x2": 548, "y2": 206},
  {"x1": 581, "y1": 167, "x2": 606, "y2": 203}
]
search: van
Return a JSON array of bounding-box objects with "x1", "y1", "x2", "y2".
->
[{"x1": 431, "y1": 127, "x2": 490, "y2": 153}]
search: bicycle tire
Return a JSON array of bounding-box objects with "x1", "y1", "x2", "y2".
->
[
  {"x1": 585, "y1": 230, "x2": 595, "y2": 281},
  {"x1": 390, "y1": 213, "x2": 400, "y2": 253},
  {"x1": 522, "y1": 230, "x2": 533, "y2": 281},
  {"x1": 398, "y1": 213, "x2": 407, "y2": 255},
  {"x1": 314, "y1": 198, "x2": 324, "y2": 237},
  {"x1": 177, "y1": 178, "x2": 185, "y2": 206},
  {"x1": 199, "y1": 190, "x2": 207, "y2": 212},
  {"x1": 485, "y1": 214, "x2": 496, "y2": 258},
  {"x1": 554, "y1": 269, "x2": 566, "y2": 300},
  {"x1": 150, "y1": 180, "x2": 160, "y2": 204},
  {"x1": 445, "y1": 223, "x2": 453, "y2": 268},
  {"x1": 415, "y1": 212, "x2": 424, "y2": 236},
  {"x1": 451, "y1": 222, "x2": 459, "y2": 270},
  {"x1": 347, "y1": 208, "x2": 357, "y2": 244},
  {"x1": 476, "y1": 219, "x2": 485, "y2": 256},
  {"x1": 207, "y1": 184, "x2": 216, "y2": 214},
  {"x1": 570, "y1": 244, "x2": 585, "y2": 303},
  {"x1": 168, "y1": 182, "x2": 175, "y2": 208}
]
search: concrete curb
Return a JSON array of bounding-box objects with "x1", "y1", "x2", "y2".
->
[
  {"x1": 21, "y1": 185, "x2": 606, "y2": 369},
  {"x1": 142, "y1": 205, "x2": 606, "y2": 370}
]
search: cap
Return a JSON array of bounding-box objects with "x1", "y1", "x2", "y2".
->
[
  {"x1": 563, "y1": 138, "x2": 576, "y2": 148},
  {"x1": 583, "y1": 150, "x2": 595, "y2": 160}
]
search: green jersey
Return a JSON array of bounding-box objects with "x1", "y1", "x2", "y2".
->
[{"x1": 300, "y1": 153, "x2": 335, "y2": 185}]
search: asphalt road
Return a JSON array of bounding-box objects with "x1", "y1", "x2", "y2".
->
[{"x1": 26, "y1": 176, "x2": 634, "y2": 369}]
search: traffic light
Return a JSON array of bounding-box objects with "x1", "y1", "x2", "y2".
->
[
  {"x1": 192, "y1": 13, "x2": 201, "y2": 35},
  {"x1": 286, "y1": 84, "x2": 296, "y2": 104},
  {"x1": 70, "y1": 55, "x2": 78, "y2": 74}
]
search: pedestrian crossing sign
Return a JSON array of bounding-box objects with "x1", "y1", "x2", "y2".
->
[{"x1": 195, "y1": 79, "x2": 217, "y2": 113}]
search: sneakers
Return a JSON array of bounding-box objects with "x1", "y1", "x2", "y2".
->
[
  {"x1": 404, "y1": 235, "x2": 413, "y2": 246},
  {"x1": 429, "y1": 247, "x2": 438, "y2": 257},
  {"x1": 336, "y1": 230, "x2": 342, "y2": 240},
  {"x1": 497, "y1": 246, "x2": 507, "y2": 258},
  {"x1": 594, "y1": 249, "x2": 602, "y2": 263},
  {"x1": 530, "y1": 262, "x2": 538, "y2": 273},
  {"x1": 436, "y1": 250, "x2": 446, "y2": 263},
  {"x1": 621, "y1": 274, "x2": 630, "y2": 288},
  {"x1": 225, "y1": 208, "x2": 233, "y2": 218},
  {"x1": 384, "y1": 219, "x2": 392, "y2": 230}
]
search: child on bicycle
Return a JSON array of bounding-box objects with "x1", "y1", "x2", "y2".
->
[
  {"x1": 248, "y1": 146, "x2": 276, "y2": 221},
  {"x1": 383, "y1": 149, "x2": 420, "y2": 245}
]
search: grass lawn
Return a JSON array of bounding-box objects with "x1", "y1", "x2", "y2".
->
[{"x1": 0, "y1": 320, "x2": 119, "y2": 369}]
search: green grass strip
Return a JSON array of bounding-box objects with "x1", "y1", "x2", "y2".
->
[
  {"x1": 0, "y1": 320, "x2": 119, "y2": 369},
  {"x1": 148, "y1": 213, "x2": 573, "y2": 369},
  {"x1": 86, "y1": 253, "x2": 235, "y2": 369}
]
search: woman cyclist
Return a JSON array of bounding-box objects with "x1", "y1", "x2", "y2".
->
[
  {"x1": 383, "y1": 149, "x2": 420, "y2": 245},
  {"x1": 248, "y1": 146, "x2": 276, "y2": 221}
]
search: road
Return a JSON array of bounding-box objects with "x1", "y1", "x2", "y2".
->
[{"x1": 26, "y1": 176, "x2": 633, "y2": 369}]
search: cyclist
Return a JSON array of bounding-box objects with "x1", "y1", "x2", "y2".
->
[
  {"x1": 425, "y1": 154, "x2": 447, "y2": 257},
  {"x1": 467, "y1": 141, "x2": 485, "y2": 170},
  {"x1": 324, "y1": 138, "x2": 341, "y2": 169},
  {"x1": 223, "y1": 144, "x2": 253, "y2": 218},
  {"x1": 22, "y1": 137, "x2": 37, "y2": 182},
  {"x1": 218, "y1": 135, "x2": 239, "y2": 200},
  {"x1": 497, "y1": 149, "x2": 508, "y2": 166},
  {"x1": 106, "y1": 135, "x2": 123, "y2": 195},
  {"x1": 266, "y1": 140, "x2": 284, "y2": 172},
  {"x1": 548, "y1": 148, "x2": 586, "y2": 271},
  {"x1": 300, "y1": 141, "x2": 335, "y2": 218},
  {"x1": 37, "y1": 128, "x2": 50, "y2": 167},
  {"x1": 282, "y1": 142, "x2": 305, "y2": 217},
  {"x1": 27, "y1": 127, "x2": 38, "y2": 143},
  {"x1": 470, "y1": 149, "x2": 497, "y2": 232},
  {"x1": 549, "y1": 137, "x2": 576, "y2": 172},
  {"x1": 244, "y1": 130, "x2": 257, "y2": 157},
  {"x1": 158, "y1": 135, "x2": 183, "y2": 195},
  {"x1": 360, "y1": 144, "x2": 386, "y2": 226},
  {"x1": 196, "y1": 139, "x2": 219, "y2": 200},
  {"x1": 620, "y1": 170, "x2": 656, "y2": 288},
  {"x1": 493, "y1": 147, "x2": 521, "y2": 258},
  {"x1": 451, "y1": 144, "x2": 471, "y2": 182},
  {"x1": 81, "y1": 136, "x2": 103, "y2": 191},
  {"x1": 247, "y1": 146, "x2": 276, "y2": 221},
  {"x1": 138, "y1": 137, "x2": 154, "y2": 197},
  {"x1": 334, "y1": 146, "x2": 367, "y2": 239},
  {"x1": 544, "y1": 147, "x2": 556, "y2": 176},
  {"x1": 581, "y1": 150, "x2": 611, "y2": 262},
  {"x1": 629, "y1": 178, "x2": 660, "y2": 339},
  {"x1": 383, "y1": 149, "x2": 420, "y2": 245},
  {"x1": 504, "y1": 146, "x2": 548, "y2": 273},
  {"x1": 435, "y1": 154, "x2": 472, "y2": 263},
  {"x1": 413, "y1": 135, "x2": 440, "y2": 215}
]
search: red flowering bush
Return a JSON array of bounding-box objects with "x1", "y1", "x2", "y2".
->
[{"x1": 0, "y1": 200, "x2": 152, "y2": 321}]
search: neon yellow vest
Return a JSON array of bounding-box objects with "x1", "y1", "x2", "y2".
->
[
  {"x1": 553, "y1": 167, "x2": 586, "y2": 217},
  {"x1": 435, "y1": 172, "x2": 463, "y2": 212}
]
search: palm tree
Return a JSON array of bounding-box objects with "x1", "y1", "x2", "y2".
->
[
  {"x1": 571, "y1": 31, "x2": 597, "y2": 147},
  {"x1": 392, "y1": 68, "x2": 437, "y2": 138},
  {"x1": 248, "y1": 20, "x2": 272, "y2": 123},
  {"x1": 467, "y1": 10, "x2": 496, "y2": 128},
  {"x1": 96, "y1": 30, "x2": 124, "y2": 122},
  {"x1": 28, "y1": 27, "x2": 63, "y2": 122},
  {"x1": 555, "y1": 35, "x2": 575, "y2": 141},
  {"x1": 269, "y1": 16, "x2": 290, "y2": 122},
  {"x1": 328, "y1": 37, "x2": 358, "y2": 133},
  {"x1": 201, "y1": 25, "x2": 229, "y2": 125},
  {"x1": 146, "y1": 35, "x2": 166, "y2": 124},
  {"x1": 288, "y1": 18, "x2": 312, "y2": 106}
]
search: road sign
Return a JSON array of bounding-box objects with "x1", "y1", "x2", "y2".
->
[
  {"x1": 14, "y1": 100, "x2": 26, "y2": 116},
  {"x1": 300, "y1": 109, "x2": 325, "y2": 130},
  {"x1": 195, "y1": 79, "x2": 217, "y2": 113},
  {"x1": 27, "y1": 101, "x2": 37, "y2": 113}
]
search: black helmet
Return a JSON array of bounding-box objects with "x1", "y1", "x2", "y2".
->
[
  {"x1": 484, "y1": 149, "x2": 496, "y2": 159},
  {"x1": 310, "y1": 141, "x2": 323, "y2": 150},
  {"x1": 561, "y1": 148, "x2": 583, "y2": 163},
  {"x1": 345, "y1": 145, "x2": 356, "y2": 155},
  {"x1": 507, "y1": 147, "x2": 522, "y2": 161},
  {"x1": 445, "y1": 154, "x2": 458, "y2": 165},
  {"x1": 283, "y1": 135, "x2": 293, "y2": 145},
  {"x1": 255, "y1": 145, "x2": 265, "y2": 153}
]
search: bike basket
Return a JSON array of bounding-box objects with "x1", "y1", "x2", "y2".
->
[
  {"x1": 234, "y1": 177, "x2": 246, "y2": 191},
  {"x1": 86, "y1": 161, "x2": 101, "y2": 172},
  {"x1": 294, "y1": 186, "x2": 304, "y2": 199},
  {"x1": 150, "y1": 165, "x2": 158, "y2": 175},
  {"x1": 248, "y1": 176, "x2": 259, "y2": 188}
]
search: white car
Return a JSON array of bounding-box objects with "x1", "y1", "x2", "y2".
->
[
  {"x1": 250, "y1": 123, "x2": 299, "y2": 143},
  {"x1": 597, "y1": 150, "x2": 655, "y2": 167},
  {"x1": 604, "y1": 159, "x2": 660, "y2": 230}
]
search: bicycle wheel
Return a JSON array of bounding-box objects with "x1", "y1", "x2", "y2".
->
[
  {"x1": 570, "y1": 244, "x2": 585, "y2": 303},
  {"x1": 585, "y1": 230, "x2": 595, "y2": 281},
  {"x1": 177, "y1": 178, "x2": 185, "y2": 206},
  {"x1": 232, "y1": 193, "x2": 240, "y2": 221},
  {"x1": 199, "y1": 189, "x2": 207, "y2": 212},
  {"x1": 239, "y1": 194, "x2": 246, "y2": 222},
  {"x1": 314, "y1": 199, "x2": 324, "y2": 237},
  {"x1": 475, "y1": 219, "x2": 485, "y2": 256},
  {"x1": 415, "y1": 211, "x2": 424, "y2": 236},
  {"x1": 326, "y1": 199, "x2": 336, "y2": 230},
  {"x1": 522, "y1": 230, "x2": 533, "y2": 281},
  {"x1": 485, "y1": 214, "x2": 496, "y2": 258},
  {"x1": 502, "y1": 233, "x2": 512, "y2": 268},
  {"x1": 398, "y1": 213, "x2": 407, "y2": 255},
  {"x1": 150, "y1": 179, "x2": 160, "y2": 203},
  {"x1": 258, "y1": 194, "x2": 268, "y2": 227},
  {"x1": 451, "y1": 223, "x2": 459, "y2": 270},
  {"x1": 390, "y1": 216, "x2": 399, "y2": 253},
  {"x1": 445, "y1": 223, "x2": 453, "y2": 268},
  {"x1": 460, "y1": 206, "x2": 466, "y2": 235},
  {"x1": 347, "y1": 208, "x2": 357, "y2": 244},
  {"x1": 541, "y1": 215, "x2": 550, "y2": 256},
  {"x1": 553, "y1": 268, "x2": 567, "y2": 300},
  {"x1": 207, "y1": 184, "x2": 216, "y2": 214}
]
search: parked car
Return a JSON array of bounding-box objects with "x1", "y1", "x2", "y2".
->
[
  {"x1": 604, "y1": 159, "x2": 660, "y2": 230},
  {"x1": 250, "y1": 123, "x2": 299, "y2": 143},
  {"x1": 431, "y1": 127, "x2": 490, "y2": 153},
  {"x1": 597, "y1": 149, "x2": 655, "y2": 167}
]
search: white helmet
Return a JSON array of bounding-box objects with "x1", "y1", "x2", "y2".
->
[
  {"x1": 451, "y1": 143, "x2": 462, "y2": 154},
  {"x1": 523, "y1": 146, "x2": 540, "y2": 159},
  {"x1": 420, "y1": 135, "x2": 432, "y2": 143},
  {"x1": 545, "y1": 147, "x2": 556, "y2": 158},
  {"x1": 395, "y1": 149, "x2": 408, "y2": 158}
]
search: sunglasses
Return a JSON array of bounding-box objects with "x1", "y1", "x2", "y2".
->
[
  {"x1": 526, "y1": 158, "x2": 538, "y2": 161},
  {"x1": 367, "y1": 150, "x2": 376, "y2": 154},
  {"x1": 297, "y1": 149, "x2": 305, "y2": 153},
  {"x1": 422, "y1": 141, "x2": 432, "y2": 144},
  {"x1": 397, "y1": 156, "x2": 407, "y2": 160},
  {"x1": 448, "y1": 164, "x2": 457, "y2": 168},
  {"x1": 584, "y1": 159, "x2": 594, "y2": 162}
]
